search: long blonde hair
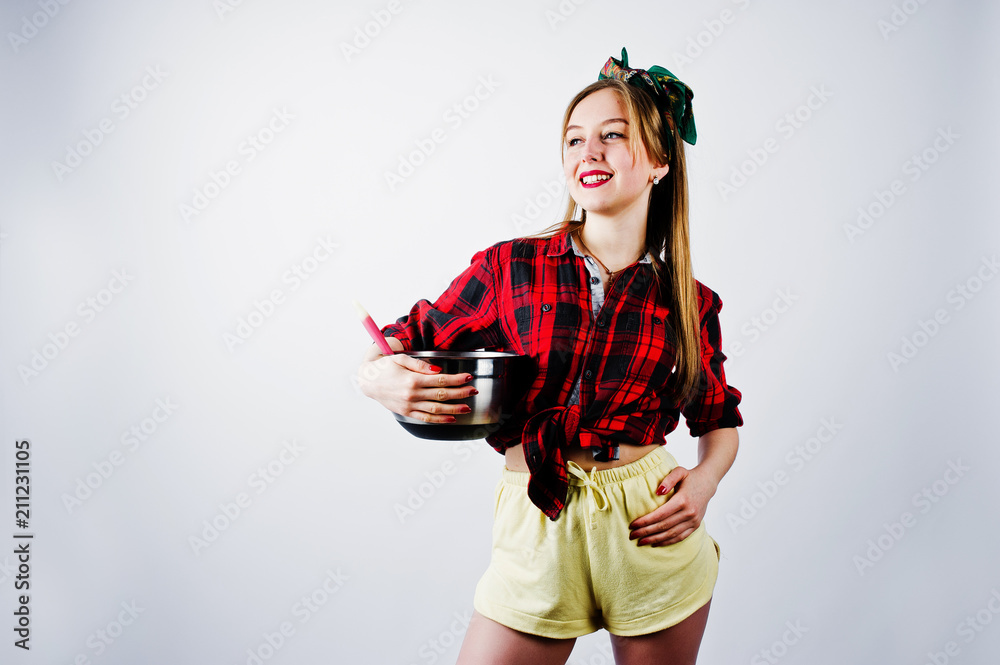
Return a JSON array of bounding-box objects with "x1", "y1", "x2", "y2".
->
[{"x1": 529, "y1": 78, "x2": 701, "y2": 405}]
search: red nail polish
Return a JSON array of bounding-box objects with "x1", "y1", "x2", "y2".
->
[
  {"x1": 656, "y1": 486, "x2": 667, "y2": 495},
  {"x1": 470, "y1": 388, "x2": 479, "y2": 395},
  {"x1": 429, "y1": 365, "x2": 442, "y2": 372}
]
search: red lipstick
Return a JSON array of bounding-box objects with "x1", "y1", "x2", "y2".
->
[{"x1": 579, "y1": 170, "x2": 613, "y2": 188}]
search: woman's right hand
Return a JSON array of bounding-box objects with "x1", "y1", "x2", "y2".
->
[{"x1": 357, "y1": 337, "x2": 477, "y2": 423}]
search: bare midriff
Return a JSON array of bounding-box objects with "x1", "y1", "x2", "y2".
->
[{"x1": 503, "y1": 441, "x2": 660, "y2": 473}]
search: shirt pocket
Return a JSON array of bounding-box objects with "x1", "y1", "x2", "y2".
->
[
  {"x1": 617, "y1": 304, "x2": 677, "y2": 390},
  {"x1": 514, "y1": 296, "x2": 583, "y2": 371}
]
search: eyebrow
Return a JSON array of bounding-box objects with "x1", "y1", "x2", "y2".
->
[{"x1": 565, "y1": 118, "x2": 629, "y2": 135}]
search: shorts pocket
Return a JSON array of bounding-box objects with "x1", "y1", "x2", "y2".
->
[
  {"x1": 492, "y1": 478, "x2": 506, "y2": 522},
  {"x1": 620, "y1": 452, "x2": 679, "y2": 522}
]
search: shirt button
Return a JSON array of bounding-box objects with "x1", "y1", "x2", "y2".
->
[
  {"x1": 596, "y1": 317, "x2": 606, "y2": 327},
  {"x1": 541, "y1": 303, "x2": 551, "y2": 312},
  {"x1": 590, "y1": 276, "x2": 599, "y2": 285},
  {"x1": 584, "y1": 370, "x2": 593, "y2": 379},
  {"x1": 653, "y1": 316, "x2": 662, "y2": 325}
]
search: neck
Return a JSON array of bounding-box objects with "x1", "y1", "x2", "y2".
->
[{"x1": 576, "y1": 205, "x2": 648, "y2": 271}]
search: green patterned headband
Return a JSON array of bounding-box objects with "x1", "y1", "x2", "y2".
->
[{"x1": 598, "y1": 47, "x2": 697, "y2": 156}]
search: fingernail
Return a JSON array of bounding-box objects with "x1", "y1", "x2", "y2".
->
[
  {"x1": 470, "y1": 388, "x2": 479, "y2": 395},
  {"x1": 428, "y1": 365, "x2": 442, "y2": 372},
  {"x1": 656, "y1": 486, "x2": 667, "y2": 495},
  {"x1": 465, "y1": 374, "x2": 473, "y2": 382},
  {"x1": 460, "y1": 406, "x2": 472, "y2": 413},
  {"x1": 446, "y1": 416, "x2": 457, "y2": 423}
]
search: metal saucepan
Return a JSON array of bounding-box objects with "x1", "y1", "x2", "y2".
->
[{"x1": 393, "y1": 351, "x2": 530, "y2": 440}]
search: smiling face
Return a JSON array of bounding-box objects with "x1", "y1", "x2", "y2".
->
[{"x1": 562, "y1": 87, "x2": 668, "y2": 221}]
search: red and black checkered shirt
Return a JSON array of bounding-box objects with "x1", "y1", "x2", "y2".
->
[{"x1": 381, "y1": 230, "x2": 743, "y2": 520}]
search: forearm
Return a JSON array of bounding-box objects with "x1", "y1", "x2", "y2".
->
[
  {"x1": 361, "y1": 336, "x2": 403, "y2": 362},
  {"x1": 693, "y1": 426, "x2": 739, "y2": 491},
  {"x1": 357, "y1": 337, "x2": 404, "y2": 400}
]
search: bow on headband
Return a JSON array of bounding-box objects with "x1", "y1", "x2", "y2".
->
[{"x1": 598, "y1": 47, "x2": 697, "y2": 154}]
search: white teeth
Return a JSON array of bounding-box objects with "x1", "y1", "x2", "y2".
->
[{"x1": 581, "y1": 174, "x2": 611, "y2": 184}]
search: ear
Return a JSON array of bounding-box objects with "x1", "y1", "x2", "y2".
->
[{"x1": 652, "y1": 164, "x2": 669, "y2": 182}]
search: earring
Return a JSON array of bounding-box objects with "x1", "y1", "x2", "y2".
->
[{"x1": 653, "y1": 176, "x2": 660, "y2": 185}]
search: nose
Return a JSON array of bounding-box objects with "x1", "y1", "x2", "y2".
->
[{"x1": 582, "y1": 142, "x2": 603, "y2": 163}]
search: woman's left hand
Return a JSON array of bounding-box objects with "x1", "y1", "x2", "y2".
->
[{"x1": 628, "y1": 465, "x2": 719, "y2": 547}]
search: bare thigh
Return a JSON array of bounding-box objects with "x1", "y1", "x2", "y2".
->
[
  {"x1": 455, "y1": 610, "x2": 577, "y2": 665},
  {"x1": 609, "y1": 598, "x2": 712, "y2": 665}
]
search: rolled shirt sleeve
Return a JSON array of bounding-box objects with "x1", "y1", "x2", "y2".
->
[{"x1": 682, "y1": 284, "x2": 744, "y2": 437}]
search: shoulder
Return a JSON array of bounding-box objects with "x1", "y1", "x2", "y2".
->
[
  {"x1": 509, "y1": 234, "x2": 561, "y2": 258},
  {"x1": 477, "y1": 234, "x2": 564, "y2": 263},
  {"x1": 693, "y1": 279, "x2": 725, "y2": 318}
]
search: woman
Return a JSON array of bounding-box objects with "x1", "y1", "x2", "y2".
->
[{"x1": 358, "y1": 48, "x2": 743, "y2": 665}]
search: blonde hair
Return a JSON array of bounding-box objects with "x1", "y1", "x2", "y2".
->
[{"x1": 529, "y1": 78, "x2": 701, "y2": 405}]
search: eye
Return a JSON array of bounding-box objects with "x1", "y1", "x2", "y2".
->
[
  {"x1": 604, "y1": 131, "x2": 625, "y2": 140},
  {"x1": 566, "y1": 137, "x2": 583, "y2": 147}
]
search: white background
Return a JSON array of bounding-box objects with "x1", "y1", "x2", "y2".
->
[{"x1": 1, "y1": 1, "x2": 998, "y2": 664}]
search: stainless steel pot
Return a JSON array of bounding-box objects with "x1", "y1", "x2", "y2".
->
[{"x1": 393, "y1": 351, "x2": 530, "y2": 440}]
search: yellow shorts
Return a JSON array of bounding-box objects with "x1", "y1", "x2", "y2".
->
[{"x1": 473, "y1": 445, "x2": 720, "y2": 639}]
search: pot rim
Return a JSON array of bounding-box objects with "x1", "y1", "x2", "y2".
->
[{"x1": 405, "y1": 350, "x2": 525, "y2": 360}]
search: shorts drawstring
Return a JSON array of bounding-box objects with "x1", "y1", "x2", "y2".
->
[{"x1": 566, "y1": 461, "x2": 610, "y2": 529}]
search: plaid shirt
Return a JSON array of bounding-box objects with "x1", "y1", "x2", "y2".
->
[{"x1": 381, "y1": 231, "x2": 743, "y2": 520}]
